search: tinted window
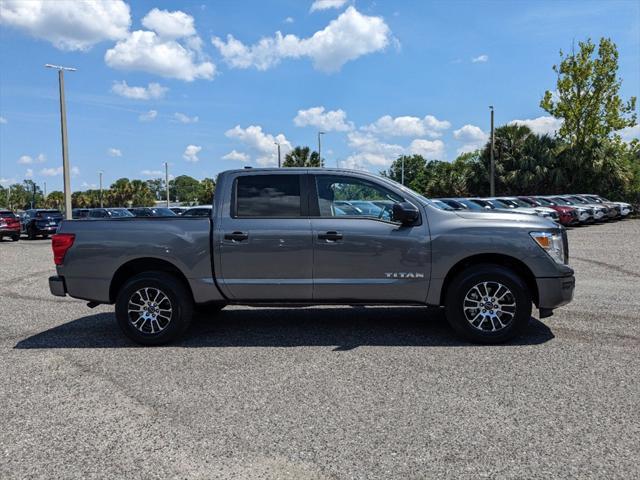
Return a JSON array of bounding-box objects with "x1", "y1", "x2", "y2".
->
[
  {"x1": 236, "y1": 175, "x2": 301, "y2": 217},
  {"x1": 315, "y1": 175, "x2": 402, "y2": 220},
  {"x1": 107, "y1": 209, "x2": 133, "y2": 217}
]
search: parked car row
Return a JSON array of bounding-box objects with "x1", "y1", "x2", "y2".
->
[
  {"x1": 72, "y1": 206, "x2": 213, "y2": 219},
  {"x1": 434, "y1": 194, "x2": 633, "y2": 226}
]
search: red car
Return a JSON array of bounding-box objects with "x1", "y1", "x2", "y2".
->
[
  {"x1": 518, "y1": 197, "x2": 579, "y2": 226},
  {"x1": 0, "y1": 210, "x2": 21, "y2": 241}
]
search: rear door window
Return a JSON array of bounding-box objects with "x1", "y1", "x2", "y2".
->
[{"x1": 235, "y1": 175, "x2": 302, "y2": 217}]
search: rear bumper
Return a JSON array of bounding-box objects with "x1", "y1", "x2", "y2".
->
[
  {"x1": 0, "y1": 227, "x2": 20, "y2": 235},
  {"x1": 536, "y1": 274, "x2": 575, "y2": 309},
  {"x1": 49, "y1": 275, "x2": 67, "y2": 297}
]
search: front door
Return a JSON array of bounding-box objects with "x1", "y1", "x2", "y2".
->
[
  {"x1": 310, "y1": 173, "x2": 430, "y2": 302},
  {"x1": 216, "y1": 173, "x2": 313, "y2": 300}
]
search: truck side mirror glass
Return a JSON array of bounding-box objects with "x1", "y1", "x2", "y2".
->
[{"x1": 392, "y1": 202, "x2": 419, "y2": 225}]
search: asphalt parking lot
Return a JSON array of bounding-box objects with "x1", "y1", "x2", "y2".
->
[{"x1": 1, "y1": 220, "x2": 639, "y2": 479}]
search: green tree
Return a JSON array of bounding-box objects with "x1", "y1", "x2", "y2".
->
[
  {"x1": 170, "y1": 175, "x2": 201, "y2": 204},
  {"x1": 46, "y1": 191, "x2": 64, "y2": 209},
  {"x1": 283, "y1": 146, "x2": 320, "y2": 167},
  {"x1": 146, "y1": 178, "x2": 165, "y2": 201},
  {"x1": 198, "y1": 177, "x2": 216, "y2": 204},
  {"x1": 383, "y1": 155, "x2": 428, "y2": 192},
  {"x1": 108, "y1": 178, "x2": 133, "y2": 207},
  {"x1": 130, "y1": 180, "x2": 156, "y2": 206},
  {"x1": 541, "y1": 38, "x2": 637, "y2": 149}
]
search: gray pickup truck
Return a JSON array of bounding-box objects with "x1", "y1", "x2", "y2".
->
[{"x1": 49, "y1": 168, "x2": 575, "y2": 345}]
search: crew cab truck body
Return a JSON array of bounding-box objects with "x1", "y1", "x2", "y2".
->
[{"x1": 49, "y1": 168, "x2": 575, "y2": 345}]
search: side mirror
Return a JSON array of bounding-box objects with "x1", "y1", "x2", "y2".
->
[{"x1": 392, "y1": 202, "x2": 419, "y2": 225}]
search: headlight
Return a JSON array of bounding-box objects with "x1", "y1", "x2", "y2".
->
[{"x1": 530, "y1": 231, "x2": 566, "y2": 264}]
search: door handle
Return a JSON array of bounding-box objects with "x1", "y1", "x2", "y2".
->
[
  {"x1": 318, "y1": 231, "x2": 343, "y2": 241},
  {"x1": 224, "y1": 231, "x2": 249, "y2": 242}
]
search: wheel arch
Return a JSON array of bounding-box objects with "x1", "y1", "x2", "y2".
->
[
  {"x1": 439, "y1": 253, "x2": 539, "y2": 307},
  {"x1": 109, "y1": 257, "x2": 194, "y2": 304}
]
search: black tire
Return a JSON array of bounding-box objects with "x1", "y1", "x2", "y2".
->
[
  {"x1": 115, "y1": 271, "x2": 193, "y2": 346},
  {"x1": 42, "y1": 234, "x2": 49, "y2": 239},
  {"x1": 444, "y1": 264, "x2": 532, "y2": 344},
  {"x1": 11, "y1": 234, "x2": 20, "y2": 242},
  {"x1": 27, "y1": 225, "x2": 35, "y2": 240}
]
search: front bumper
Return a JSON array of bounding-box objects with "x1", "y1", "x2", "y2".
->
[
  {"x1": 536, "y1": 274, "x2": 575, "y2": 309},
  {"x1": 49, "y1": 275, "x2": 67, "y2": 297}
]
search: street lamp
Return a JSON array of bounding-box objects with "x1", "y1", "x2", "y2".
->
[
  {"x1": 317, "y1": 131, "x2": 325, "y2": 167},
  {"x1": 165, "y1": 162, "x2": 170, "y2": 207},
  {"x1": 99, "y1": 171, "x2": 104, "y2": 208},
  {"x1": 489, "y1": 105, "x2": 495, "y2": 196},
  {"x1": 45, "y1": 64, "x2": 76, "y2": 220},
  {"x1": 274, "y1": 142, "x2": 281, "y2": 168}
]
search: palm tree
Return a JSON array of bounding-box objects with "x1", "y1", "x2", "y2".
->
[{"x1": 283, "y1": 146, "x2": 320, "y2": 167}]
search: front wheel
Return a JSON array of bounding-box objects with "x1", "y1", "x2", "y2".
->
[
  {"x1": 445, "y1": 265, "x2": 532, "y2": 344},
  {"x1": 11, "y1": 234, "x2": 20, "y2": 242},
  {"x1": 115, "y1": 272, "x2": 193, "y2": 345}
]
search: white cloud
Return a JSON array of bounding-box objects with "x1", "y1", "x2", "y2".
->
[
  {"x1": 40, "y1": 166, "x2": 79, "y2": 177},
  {"x1": 0, "y1": 177, "x2": 17, "y2": 186},
  {"x1": 212, "y1": 6, "x2": 391, "y2": 73},
  {"x1": 293, "y1": 106, "x2": 353, "y2": 132},
  {"x1": 173, "y1": 112, "x2": 199, "y2": 124},
  {"x1": 0, "y1": 116, "x2": 7, "y2": 124},
  {"x1": 409, "y1": 139, "x2": 445, "y2": 159},
  {"x1": 472, "y1": 54, "x2": 489, "y2": 63},
  {"x1": 141, "y1": 169, "x2": 164, "y2": 177},
  {"x1": 284, "y1": 17, "x2": 294, "y2": 24},
  {"x1": 311, "y1": 0, "x2": 349, "y2": 12},
  {"x1": 105, "y1": 9, "x2": 215, "y2": 81},
  {"x1": 111, "y1": 80, "x2": 168, "y2": 100},
  {"x1": 508, "y1": 116, "x2": 564, "y2": 136},
  {"x1": 0, "y1": 0, "x2": 130, "y2": 51},
  {"x1": 363, "y1": 114, "x2": 450, "y2": 138},
  {"x1": 108, "y1": 148, "x2": 122, "y2": 157},
  {"x1": 343, "y1": 131, "x2": 403, "y2": 169},
  {"x1": 17, "y1": 153, "x2": 46, "y2": 165},
  {"x1": 225, "y1": 125, "x2": 292, "y2": 166},
  {"x1": 141, "y1": 8, "x2": 196, "y2": 39},
  {"x1": 618, "y1": 125, "x2": 640, "y2": 143},
  {"x1": 139, "y1": 110, "x2": 158, "y2": 122},
  {"x1": 183, "y1": 145, "x2": 202, "y2": 162},
  {"x1": 25, "y1": 168, "x2": 33, "y2": 179},
  {"x1": 453, "y1": 124, "x2": 488, "y2": 154},
  {"x1": 222, "y1": 150, "x2": 250, "y2": 162}
]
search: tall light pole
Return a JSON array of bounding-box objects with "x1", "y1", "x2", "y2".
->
[
  {"x1": 274, "y1": 142, "x2": 281, "y2": 168},
  {"x1": 489, "y1": 105, "x2": 495, "y2": 196},
  {"x1": 164, "y1": 162, "x2": 170, "y2": 207},
  {"x1": 44, "y1": 181, "x2": 47, "y2": 199},
  {"x1": 401, "y1": 156, "x2": 405, "y2": 185},
  {"x1": 317, "y1": 131, "x2": 325, "y2": 167},
  {"x1": 99, "y1": 171, "x2": 104, "y2": 208},
  {"x1": 45, "y1": 64, "x2": 76, "y2": 220}
]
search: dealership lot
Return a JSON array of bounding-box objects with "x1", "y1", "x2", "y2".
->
[{"x1": 1, "y1": 220, "x2": 639, "y2": 479}]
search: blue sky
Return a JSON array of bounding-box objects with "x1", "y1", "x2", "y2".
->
[{"x1": 1, "y1": 0, "x2": 638, "y2": 191}]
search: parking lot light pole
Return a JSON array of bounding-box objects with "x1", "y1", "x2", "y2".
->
[
  {"x1": 274, "y1": 142, "x2": 281, "y2": 168},
  {"x1": 318, "y1": 131, "x2": 325, "y2": 167},
  {"x1": 489, "y1": 105, "x2": 495, "y2": 196},
  {"x1": 45, "y1": 64, "x2": 76, "y2": 220},
  {"x1": 99, "y1": 171, "x2": 103, "y2": 208},
  {"x1": 401, "y1": 156, "x2": 405, "y2": 185},
  {"x1": 165, "y1": 162, "x2": 170, "y2": 207}
]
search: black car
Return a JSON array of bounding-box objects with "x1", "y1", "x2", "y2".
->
[
  {"x1": 72, "y1": 208, "x2": 90, "y2": 219},
  {"x1": 128, "y1": 207, "x2": 177, "y2": 217},
  {"x1": 88, "y1": 208, "x2": 134, "y2": 219},
  {"x1": 20, "y1": 209, "x2": 63, "y2": 239},
  {"x1": 181, "y1": 206, "x2": 212, "y2": 217}
]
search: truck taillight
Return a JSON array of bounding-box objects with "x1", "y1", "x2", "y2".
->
[{"x1": 52, "y1": 233, "x2": 75, "y2": 265}]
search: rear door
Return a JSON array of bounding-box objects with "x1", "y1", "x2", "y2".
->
[
  {"x1": 309, "y1": 173, "x2": 430, "y2": 302},
  {"x1": 215, "y1": 172, "x2": 313, "y2": 300}
]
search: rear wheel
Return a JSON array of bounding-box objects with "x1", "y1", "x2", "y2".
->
[
  {"x1": 11, "y1": 234, "x2": 20, "y2": 242},
  {"x1": 27, "y1": 225, "x2": 35, "y2": 240},
  {"x1": 445, "y1": 265, "x2": 532, "y2": 344},
  {"x1": 115, "y1": 272, "x2": 193, "y2": 345}
]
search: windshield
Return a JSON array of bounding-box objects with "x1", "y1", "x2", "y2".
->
[
  {"x1": 151, "y1": 208, "x2": 177, "y2": 216},
  {"x1": 552, "y1": 197, "x2": 573, "y2": 206},
  {"x1": 36, "y1": 210, "x2": 62, "y2": 218},
  {"x1": 569, "y1": 196, "x2": 588, "y2": 204},
  {"x1": 491, "y1": 199, "x2": 513, "y2": 208},
  {"x1": 107, "y1": 208, "x2": 133, "y2": 217},
  {"x1": 431, "y1": 199, "x2": 454, "y2": 211},
  {"x1": 457, "y1": 199, "x2": 484, "y2": 210},
  {"x1": 536, "y1": 198, "x2": 556, "y2": 206}
]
